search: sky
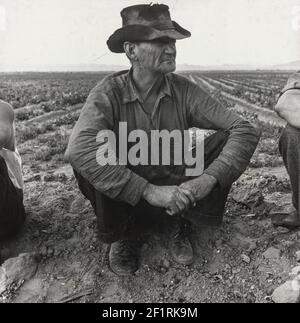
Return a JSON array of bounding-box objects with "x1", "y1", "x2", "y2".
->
[{"x1": 0, "y1": 0, "x2": 300, "y2": 71}]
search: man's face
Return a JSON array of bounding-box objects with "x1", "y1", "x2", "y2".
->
[{"x1": 134, "y1": 38, "x2": 177, "y2": 74}]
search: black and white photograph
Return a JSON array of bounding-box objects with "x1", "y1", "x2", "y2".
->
[{"x1": 0, "y1": 0, "x2": 300, "y2": 305}]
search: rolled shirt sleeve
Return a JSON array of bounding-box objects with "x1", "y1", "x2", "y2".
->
[
  {"x1": 275, "y1": 71, "x2": 300, "y2": 128},
  {"x1": 64, "y1": 83, "x2": 148, "y2": 206},
  {"x1": 187, "y1": 83, "x2": 261, "y2": 188},
  {"x1": 279, "y1": 71, "x2": 300, "y2": 98}
]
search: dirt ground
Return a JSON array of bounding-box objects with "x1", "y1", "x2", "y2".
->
[{"x1": 1, "y1": 104, "x2": 300, "y2": 303}]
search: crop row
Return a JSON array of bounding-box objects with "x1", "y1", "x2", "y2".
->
[
  {"x1": 198, "y1": 75, "x2": 282, "y2": 110},
  {"x1": 0, "y1": 72, "x2": 109, "y2": 109}
]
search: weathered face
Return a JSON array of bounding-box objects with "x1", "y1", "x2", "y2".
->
[{"x1": 134, "y1": 38, "x2": 177, "y2": 74}]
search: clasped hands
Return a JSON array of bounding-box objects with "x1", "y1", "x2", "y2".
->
[{"x1": 142, "y1": 174, "x2": 217, "y2": 216}]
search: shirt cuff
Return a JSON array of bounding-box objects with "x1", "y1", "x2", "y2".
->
[
  {"x1": 117, "y1": 171, "x2": 149, "y2": 206},
  {"x1": 203, "y1": 160, "x2": 241, "y2": 188}
]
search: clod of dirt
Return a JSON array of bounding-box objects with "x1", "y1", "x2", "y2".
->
[
  {"x1": 161, "y1": 259, "x2": 170, "y2": 269},
  {"x1": 262, "y1": 247, "x2": 281, "y2": 261},
  {"x1": 231, "y1": 187, "x2": 264, "y2": 210},
  {"x1": 13, "y1": 278, "x2": 47, "y2": 303},
  {"x1": 266, "y1": 192, "x2": 293, "y2": 214},
  {"x1": 24, "y1": 174, "x2": 42, "y2": 183},
  {"x1": 276, "y1": 227, "x2": 291, "y2": 234},
  {"x1": 43, "y1": 174, "x2": 56, "y2": 182},
  {"x1": 241, "y1": 254, "x2": 251, "y2": 264},
  {"x1": 272, "y1": 280, "x2": 300, "y2": 303},
  {"x1": 0, "y1": 253, "x2": 39, "y2": 295},
  {"x1": 43, "y1": 173, "x2": 68, "y2": 183}
]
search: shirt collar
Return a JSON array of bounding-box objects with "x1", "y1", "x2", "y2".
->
[{"x1": 122, "y1": 69, "x2": 171, "y2": 104}]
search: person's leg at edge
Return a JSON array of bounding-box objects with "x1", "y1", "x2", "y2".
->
[
  {"x1": 0, "y1": 156, "x2": 26, "y2": 263},
  {"x1": 272, "y1": 125, "x2": 300, "y2": 228}
]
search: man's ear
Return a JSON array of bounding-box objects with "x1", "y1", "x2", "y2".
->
[{"x1": 124, "y1": 41, "x2": 138, "y2": 61}]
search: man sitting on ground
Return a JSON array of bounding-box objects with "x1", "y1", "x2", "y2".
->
[{"x1": 65, "y1": 4, "x2": 261, "y2": 275}]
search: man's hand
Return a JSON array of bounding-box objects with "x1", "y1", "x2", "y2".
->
[
  {"x1": 142, "y1": 183, "x2": 196, "y2": 216},
  {"x1": 179, "y1": 173, "x2": 217, "y2": 202},
  {"x1": 275, "y1": 90, "x2": 300, "y2": 128}
]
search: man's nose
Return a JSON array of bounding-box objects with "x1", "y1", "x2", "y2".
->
[{"x1": 164, "y1": 43, "x2": 176, "y2": 55}]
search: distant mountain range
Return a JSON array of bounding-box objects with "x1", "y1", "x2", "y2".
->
[
  {"x1": 176, "y1": 60, "x2": 300, "y2": 71},
  {"x1": 268, "y1": 60, "x2": 300, "y2": 71},
  {"x1": 2, "y1": 60, "x2": 300, "y2": 72}
]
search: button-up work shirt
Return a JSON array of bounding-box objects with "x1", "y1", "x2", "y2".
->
[{"x1": 65, "y1": 70, "x2": 260, "y2": 206}]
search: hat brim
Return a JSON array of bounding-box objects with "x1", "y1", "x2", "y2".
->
[{"x1": 107, "y1": 21, "x2": 191, "y2": 53}]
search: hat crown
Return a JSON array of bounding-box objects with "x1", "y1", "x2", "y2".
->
[
  {"x1": 121, "y1": 4, "x2": 174, "y2": 30},
  {"x1": 107, "y1": 3, "x2": 191, "y2": 53}
]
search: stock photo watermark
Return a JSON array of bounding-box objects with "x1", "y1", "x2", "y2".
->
[{"x1": 96, "y1": 123, "x2": 205, "y2": 177}]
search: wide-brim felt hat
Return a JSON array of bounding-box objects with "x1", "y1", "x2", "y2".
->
[{"x1": 107, "y1": 4, "x2": 191, "y2": 53}]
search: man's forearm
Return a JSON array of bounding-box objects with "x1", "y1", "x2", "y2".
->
[
  {"x1": 180, "y1": 173, "x2": 217, "y2": 202},
  {"x1": 206, "y1": 121, "x2": 260, "y2": 188}
]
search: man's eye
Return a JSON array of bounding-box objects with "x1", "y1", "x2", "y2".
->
[{"x1": 152, "y1": 38, "x2": 175, "y2": 45}]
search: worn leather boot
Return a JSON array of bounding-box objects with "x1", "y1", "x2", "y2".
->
[
  {"x1": 272, "y1": 210, "x2": 300, "y2": 229},
  {"x1": 169, "y1": 220, "x2": 194, "y2": 266},
  {"x1": 109, "y1": 238, "x2": 141, "y2": 276}
]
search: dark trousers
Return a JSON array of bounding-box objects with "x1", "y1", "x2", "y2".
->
[
  {"x1": 0, "y1": 156, "x2": 26, "y2": 241},
  {"x1": 74, "y1": 131, "x2": 232, "y2": 244},
  {"x1": 279, "y1": 125, "x2": 300, "y2": 211}
]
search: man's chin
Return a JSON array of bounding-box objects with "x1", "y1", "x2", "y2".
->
[{"x1": 160, "y1": 62, "x2": 176, "y2": 74}]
